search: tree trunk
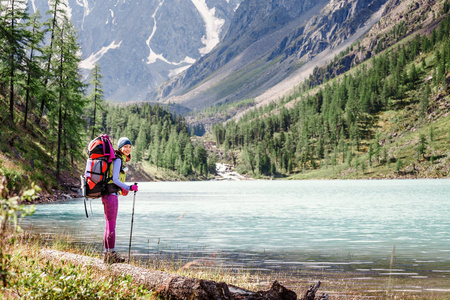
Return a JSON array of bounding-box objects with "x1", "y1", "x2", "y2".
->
[
  {"x1": 38, "y1": 2, "x2": 58, "y2": 123},
  {"x1": 302, "y1": 282, "x2": 329, "y2": 300},
  {"x1": 9, "y1": 0, "x2": 15, "y2": 124},
  {"x1": 9, "y1": 67, "x2": 14, "y2": 124},
  {"x1": 63, "y1": 108, "x2": 67, "y2": 158},
  {"x1": 40, "y1": 249, "x2": 315, "y2": 300},
  {"x1": 56, "y1": 30, "x2": 64, "y2": 183},
  {"x1": 24, "y1": 33, "x2": 35, "y2": 129},
  {"x1": 56, "y1": 89, "x2": 62, "y2": 183},
  {"x1": 24, "y1": 67, "x2": 32, "y2": 128}
]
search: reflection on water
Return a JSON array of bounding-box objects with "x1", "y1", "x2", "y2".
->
[{"x1": 21, "y1": 179, "x2": 450, "y2": 280}]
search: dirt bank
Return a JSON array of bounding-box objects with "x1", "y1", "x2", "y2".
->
[{"x1": 21, "y1": 172, "x2": 80, "y2": 205}]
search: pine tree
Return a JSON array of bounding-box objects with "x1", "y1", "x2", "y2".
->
[
  {"x1": 207, "y1": 152, "x2": 218, "y2": 174},
  {"x1": 194, "y1": 144, "x2": 208, "y2": 175},
  {"x1": 242, "y1": 146, "x2": 255, "y2": 174},
  {"x1": 419, "y1": 85, "x2": 431, "y2": 118},
  {"x1": 416, "y1": 134, "x2": 427, "y2": 161},
  {"x1": 1, "y1": 0, "x2": 31, "y2": 123},
  {"x1": 368, "y1": 144, "x2": 373, "y2": 167},
  {"x1": 23, "y1": 11, "x2": 45, "y2": 129},
  {"x1": 183, "y1": 142, "x2": 194, "y2": 175},
  {"x1": 409, "y1": 63, "x2": 418, "y2": 83},
  {"x1": 39, "y1": 0, "x2": 66, "y2": 122},
  {"x1": 89, "y1": 64, "x2": 104, "y2": 139},
  {"x1": 53, "y1": 18, "x2": 86, "y2": 182},
  {"x1": 395, "y1": 158, "x2": 403, "y2": 173},
  {"x1": 135, "y1": 123, "x2": 147, "y2": 162}
]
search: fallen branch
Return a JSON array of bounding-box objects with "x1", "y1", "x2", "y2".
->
[
  {"x1": 40, "y1": 249, "x2": 327, "y2": 299},
  {"x1": 302, "y1": 281, "x2": 329, "y2": 300}
]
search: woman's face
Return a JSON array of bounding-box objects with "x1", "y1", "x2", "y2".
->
[{"x1": 120, "y1": 144, "x2": 132, "y2": 156}]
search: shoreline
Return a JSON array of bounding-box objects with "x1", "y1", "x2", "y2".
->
[
  {"x1": 10, "y1": 232, "x2": 450, "y2": 299},
  {"x1": 22, "y1": 174, "x2": 449, "y2": 206},
  {"x1": 19, "y1": 172, "x2": 80, "y2": 205},
  {"x1": 17, "y1": 178, "x2": 450, "y2": 299}
]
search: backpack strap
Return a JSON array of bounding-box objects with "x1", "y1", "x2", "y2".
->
[
  {"x1": 102, "y1": 135, "x2": 116, "y2": 163},
  {"x1": 105, "y1": 159, "x2": 113, "y2": 180},
  {"x1": 103, "y1": 157, "x2": 123, "y2": 195},
  {"x1": 86, "y1": 170, "x2": 104, "y2": 176}
]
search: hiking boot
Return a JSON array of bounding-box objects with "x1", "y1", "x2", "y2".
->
[{"x1": 104, "y1": 251, "x2": 125, "y2": 264}]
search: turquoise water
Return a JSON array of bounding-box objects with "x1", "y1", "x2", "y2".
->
[{"x1": 21, "y1": 179, "x2": 450, "y2": 276}]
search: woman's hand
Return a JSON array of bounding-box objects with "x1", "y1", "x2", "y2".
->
[{"x1": 130, "y1": 185, "x2": 138, "y2": 192}]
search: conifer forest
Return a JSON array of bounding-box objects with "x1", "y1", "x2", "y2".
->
[{"x1": 0, "y1": 0, "x2": 449, "y2": 191}]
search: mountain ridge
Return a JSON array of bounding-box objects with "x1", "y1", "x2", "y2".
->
[
  {"x1": 150, "y1": 0, "x2": 392, "y2": 111},
  {"x1": 30, "y1": 0, "x2": 242, "y2": 102}
]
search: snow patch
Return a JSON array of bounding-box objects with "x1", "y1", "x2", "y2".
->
[
  {"x1": 146, "y1": 1, "x2": 197, "y2": 69},
  {"x1": 168, "y1": 57, "x2": 196, "y2": 76},
  {"x1": 30, "y1": 0, "x2": 37, "y2": 12},
  {"x1": 79, "y1": 40, "x2": 122, "y2": 69},
  {"x1": 107, "y1": 9, "x2": 116, "y2": 25},
  {"x1": 190, "y1": 0, "x2": 225, "y2": 55},
  {"x1": 75, "y1": 0, "x2": 90, "y2": 29},
  {"x1": 183, "y1": 56, "x2": 196, "y2": 64},
  {"x1": 146, "y1": 0, "x2": 166, "y2": 64},
  {"x1": 148, "y1": 50, "x2": 172, "y2": 65},
  {"x1": 76, "y1": 0, "x2": 90, "y2": 16},
  {"x1": 169, "y1": 66, "x2": 191, "y2": 77}
]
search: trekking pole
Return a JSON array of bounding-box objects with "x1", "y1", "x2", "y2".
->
[
  {"x1": 128, "y1": 182, "x2": 138, "y2": 263},
  {"x1": 84, "y1": 198, "x2": 89, "y2": 218}
]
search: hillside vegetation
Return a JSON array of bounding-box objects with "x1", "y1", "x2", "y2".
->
[
  {"x1": 0, "y1": 0, "x2": 215, "y2": 198},
  {"x1": 1, "y1": 0, "x2": 449, "y2": 194},
  {"x1": 92, "y1": 103, "x2": 217, "y2": 180},
  {"x1": 207, "y1": 7, "x2": 450, "y2": 179},
  {"x1": 0, "y1": 0, "x2": 87, "y2": 196}
]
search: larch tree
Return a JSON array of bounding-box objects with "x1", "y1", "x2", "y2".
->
[
  {"x1": 0, "y1": 0, "x2": 31, "y2": 123},
  {"x1": 23, "y1": 11, "x2": 45, "y2": 129},
  {"x1": 53, "y1": 18, "x2": 86, "y2": 182},
  {"x1": 39, "y1": 0, "x2": 65, "y2": 123},
  {"x1": 89, "y1": 63, "x2": 104, "y2": 139}
]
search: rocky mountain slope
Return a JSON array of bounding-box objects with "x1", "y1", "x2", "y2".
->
[
  {"x1": 29, "y1": 0, "x2": 242, "y2": 102},
  {"x1": 251, "y1": 0, "x2": 442, "y2": 112},
  {"x1": 150, "y1": 0, "x2": 391, "y2": 110}
]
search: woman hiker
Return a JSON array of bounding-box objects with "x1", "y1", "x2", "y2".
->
[{"x1": 102, "y1": 137, "x2": 138, "y2": 264}]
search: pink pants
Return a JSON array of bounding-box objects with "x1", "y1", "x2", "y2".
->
[{"x1": 102, "y1": 194, "x2": 118, "y2": 250}]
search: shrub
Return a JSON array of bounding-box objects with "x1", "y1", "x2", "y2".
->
[{"x1": 8, "y1": 257, "x2": 153, "y2": 299}]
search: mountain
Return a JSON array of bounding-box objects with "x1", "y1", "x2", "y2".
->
[
  {"x1": 150, "y1": 0, "x2": 390, "y2": 110},
  {"x1": 29, "y1": 0, "x2": 242, "y2": 102},
  {"x1": 197, "y1": 0, "x2": 450, "y2": 179}
]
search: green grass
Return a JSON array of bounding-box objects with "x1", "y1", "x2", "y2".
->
[
  {"x1": 189, "y1": 98, "x2": 256, "y2": 119},
  {"x1": 0, "y1": 96, "x2": 58, "y2": 195},
  {"x1": 287, "y1": 111, "x2": 450, "y2": 180},
  {"x1": 212, "y1": 57, "x2": 280, "y2": 100},
  {"x1": 2, "y1": 232, "x2": 259, "y2": 298},
  {"x1": 3, "y1": 232, "x2": 450, "y2": 300},
  {"x1": 5, "y1": 246, "x2": 155, "y2": 299},
  {"x1": 283, "y1": 68, "x2": 450, "y2": 180}
]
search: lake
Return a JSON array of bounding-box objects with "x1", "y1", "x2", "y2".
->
[{"x1": 21, "y1": 179, "x2": 450, "y2": 281}]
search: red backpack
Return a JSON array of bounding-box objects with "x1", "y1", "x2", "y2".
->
[{"x1": 81, "y1": 134, "x2": 116, "y2": 199}]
